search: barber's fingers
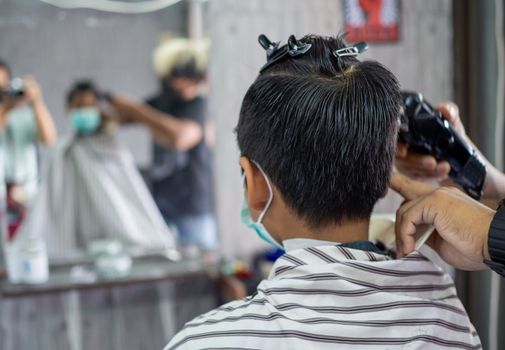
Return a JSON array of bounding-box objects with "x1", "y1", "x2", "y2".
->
[
  {"x1": 389, "y1": 172, "x2": 437, "y2": 201},
  {"x1": 397, "y1": 162, "x2": 451, "y2": 180},
  {"x1": 396, "y1": 151, "x2": 437, "y2": 170},
  {"x1": 436, "y1": 102, "x2": 466, "y2": 136},
  {"x1": 436, "y1": 102, "x2": 459, "y2": 120},
  {"x1": 391, "y1": 173, "x2": 437, "y2": 256},
  {"x1": 394, "y1": 194, "x2": 428, "y2": 256},
  {"x1": 399, "y1": 154, "x2": 450, "y2": 175},
  {"x1": 395, "y1": 202, "x2": 416, "y2": 257},
  {"x1": 395, "y1": 192, "x2": 443, "y2": 257},
  {"x1": 395, "y1": 152, "x2": 451, "y2": 180},
  {"x1": 435, "y1": 161, "x2": 451, "y2": 177}
]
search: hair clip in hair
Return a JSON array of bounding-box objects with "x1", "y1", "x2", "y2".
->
[
  {"x1": 287, "y1": 35, "x2": 312, "y2": 57},
  {"x1": 334, "y1": 42, "x2": 368, "y2": 58},
  {"x1": 258, "y1": 34, "x2": 280, "y2": 59},
  {"x1": 258, "y1": 34, "x2": 312, "y2": 73}
]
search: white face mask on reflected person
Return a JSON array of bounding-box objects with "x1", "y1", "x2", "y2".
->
[{"x1": 240, "y1": 161, "x2": 284, "y2": 250}]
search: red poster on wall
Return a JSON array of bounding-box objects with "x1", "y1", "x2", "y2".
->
[{"x1": 343, "y1": 0, "x2": 400, "y2": 42}]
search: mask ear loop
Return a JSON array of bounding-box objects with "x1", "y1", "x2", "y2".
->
[{"x1": 251, "y1": 160, "x2": 274, "y2": 223}]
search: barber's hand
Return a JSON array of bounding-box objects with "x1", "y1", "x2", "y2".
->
[
  {"x1": 390, "y1": 172, "x2": 494, "y2": 271},
  {"x1": 395, "y1": 102, "x2": 466, "y2": 181},
  {"x1": 23, "y1": 76, "x2": 43, "y2": 104}
]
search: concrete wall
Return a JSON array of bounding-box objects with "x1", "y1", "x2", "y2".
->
[{"x1": 208, "y1": 0, "x2": 454, "y2": 258}]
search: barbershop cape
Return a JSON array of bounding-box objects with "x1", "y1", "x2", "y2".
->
[
  {"x1": 17, "y1": 132, "x2": 175, "y2": 260},
  {"x1": 167, "y1": 243, "x2": 481, "y2": 350}
]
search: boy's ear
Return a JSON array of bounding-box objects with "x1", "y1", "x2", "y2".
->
[{"x1": 239, "y1": 156, "x2": 270, "y2": 212}]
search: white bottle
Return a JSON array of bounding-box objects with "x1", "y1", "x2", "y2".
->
[
  {"x1": 20, "y1": 238, "x2": 49, "y2": 284},
  {"x1": 5, "y1": 242, "x2": 21, "y2": 283}
]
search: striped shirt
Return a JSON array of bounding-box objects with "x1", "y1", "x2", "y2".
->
[
  {"x1": 165, "y1": 242, "x2": 481, "y2": 349},
  {"x1": 18, "y1": 132, "x2": 175, "y2": 260}
]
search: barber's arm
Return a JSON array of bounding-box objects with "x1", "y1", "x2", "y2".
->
[
  {"x1": 23, "y1": 76, "x2": 57, "y2": 145},
  {"x1": 396, "y1": 102, "x2": 505, "y2": 202},
  {"x1": 108, "y1": 95, "x2": 202, "y2": 151}
]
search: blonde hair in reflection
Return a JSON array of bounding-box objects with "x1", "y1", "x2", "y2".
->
[{"x1": 152, "y1": 36, "x2": 209, "y2": 78}]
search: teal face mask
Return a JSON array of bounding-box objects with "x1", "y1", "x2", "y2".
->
[
  {"x1": 240, "y1": 161, "x2": 284, "y2": 250},
  {"x1": 69, "y1": 107, "x2": 101, "y2": 135}
]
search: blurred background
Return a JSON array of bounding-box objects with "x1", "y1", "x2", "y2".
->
[{"x1": 0, "y1": 0, "x2": 503, "y2": 349}]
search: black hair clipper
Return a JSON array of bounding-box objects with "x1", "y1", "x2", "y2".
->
[{"x1": 399, "y1": 91, "x2": 486, "y2": 200}]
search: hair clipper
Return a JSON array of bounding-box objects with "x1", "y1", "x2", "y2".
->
[{"x1": 398, "y1": 91, "x2": 486, "y2": 200}]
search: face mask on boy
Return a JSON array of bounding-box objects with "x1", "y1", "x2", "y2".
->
[{"x1": 240, "y1": 161, "x2": 284, "y2": 250}]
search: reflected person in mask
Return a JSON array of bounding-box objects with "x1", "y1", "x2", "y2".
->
[
  {"x1": 0, "y1": 59, "x2": 56, "y2": 235},
  {"x1": 109, "y1": 39, "x2": 217, "y2": 253},
  {"x1": 17, "y1": 80, "x2": 175, "y2": 259},
  {"x1": 66, "y1": 81, "x2": 115, "y2": 135}
]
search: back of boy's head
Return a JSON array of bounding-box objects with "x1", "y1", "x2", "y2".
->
[{"x1": 236, "y1": 34, "x2": 401, "y2": 228}]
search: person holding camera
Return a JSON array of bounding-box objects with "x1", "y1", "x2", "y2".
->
[
  {"x1": 393, "y1": 101, "x2": 505, "y2": 276},
  {"x1": 0, "y1": 59, "x2": 56, "y2": 204}
]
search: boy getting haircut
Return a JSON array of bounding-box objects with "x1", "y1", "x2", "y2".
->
[
  {"x1": 165, "y1": 34, "x2": 481, "y2": 350},
  {"x1": 237, "y1": 34, "x2": 400, "y2": 227}
]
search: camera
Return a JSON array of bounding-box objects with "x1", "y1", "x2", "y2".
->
[
  {"x1": 398, "y1": 91, "x2": 486, "y2": 200},
  {"x1": 0, "y1": 78, "x2": 24, "y2": 102}
]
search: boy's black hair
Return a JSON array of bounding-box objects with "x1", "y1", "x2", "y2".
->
[
  {"x1": 66, "y1": 80, "x2": 99, "y2": 106},
  {"x1": 0, "y1": 59, "x2": 12, "y2": 78},
  {"x1": 236, "y1": 34, "x2": 401, "y2": 227}
]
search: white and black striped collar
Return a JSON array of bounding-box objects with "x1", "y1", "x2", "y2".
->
[
  {"x1": 270, "y1": 242, "x2": 396, "y2": 279},
  {"x1": 282, "y1": 238, "x2": 338, "y2": 252}
]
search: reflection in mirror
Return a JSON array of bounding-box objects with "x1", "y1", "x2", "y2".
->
[{"x1": 0, "y1": 0, "x2": 215, "y2": 282}]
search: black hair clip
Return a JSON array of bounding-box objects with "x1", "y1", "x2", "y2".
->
[
  {"x1": 334, "y1": 42, "x2": 368, "y2": 58},
  {"x1": 258, "y1": 34, "x2": 312, "y2": 73},
  {"x1": 287, "y1": 35, "x2": 312, "y2": 57},
  {"x1": 258, "y1": 34, "x2": 280, "y2": 60}
]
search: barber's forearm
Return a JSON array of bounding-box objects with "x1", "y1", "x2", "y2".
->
[
  {"x1": 110, "y1": 96, "x2": 202, "y2": 150},
  {"x1": 482, "y1": 165, "x2": 505, "y2": 202},
  {"x1": 463, "y1": 136, "x2": 505, "y2": 202},
  {"x1": 31, "y1": 98, "x2": 57, "y2": 145},
  {"x1": 111, "y1": 97, "x2": 182, "y2": 145}
]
